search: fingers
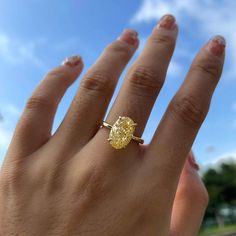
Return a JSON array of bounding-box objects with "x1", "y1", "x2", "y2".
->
[
  {"x1": 54, "y1": 30, "x2": 138, "y2": 150},
  {"x1": 8, "y1": 56, "x2": 83, "y2": 158},
  {"x1": 105, "y1": 15, "x2": 178, "y2": 139},
  {"x1": 170, "y1": 153, "x2": 208, "y2": 236},
  {"x1": 147, "y1": 36, "x2": 225, "y2": 183}
]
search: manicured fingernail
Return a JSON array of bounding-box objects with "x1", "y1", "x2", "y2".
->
[
  {"x1": 188, "y1": 152, "x2": 200, "y2": 171},
  {"x1": 157, "y1": 14, "x2": 176, "y2": 30},
  {"x1": 118, "y1": 29, "x2": 138, "y2": 45},
  {"x1": 207, "y1": 35, "x2": 226, "y2": 57},
  {"x1": 62, "y1": 55, "x2": 82, "y2": 67}
]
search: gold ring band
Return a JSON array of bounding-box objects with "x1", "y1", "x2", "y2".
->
[
  {"x1": 102, "y1": 121, "x2": 113, "y2": 130},
  {"x1": 101, "y1": 116, "x2": 144, "y2": 149}
]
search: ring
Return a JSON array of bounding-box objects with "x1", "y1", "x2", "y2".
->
[{"x1": 101, "y1": 116, "x2": 144, "y2": 149}]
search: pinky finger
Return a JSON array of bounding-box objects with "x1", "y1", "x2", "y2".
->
[
  {"x1": 170, "y1": 152, "x2": 208, "y2": 236},
  {"x1": 7, "y1": 56, "x2": 83, "y2": 159}
]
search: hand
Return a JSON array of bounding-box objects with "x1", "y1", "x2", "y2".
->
[
  {"x1": 171, "y1": 152, "x2": 208, "y2": 235},
  {"x1": 0, "y1": 15, "x2": 224, "y2": 235}
]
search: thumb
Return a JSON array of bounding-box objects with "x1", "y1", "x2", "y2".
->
[{"x1": 170, "y1": 151, "x2": 209, "y2": 236}]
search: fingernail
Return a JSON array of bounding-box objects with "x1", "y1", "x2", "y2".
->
[
  {"x1": 188, "y1": 152, "x2": 200, "y2": 171},
  {"x1": 157, "y1": 14, "x2": 176, "y2": 30},
  {"x1": 62, "y1": 55, "x2": 82, "y2": 67},
  {"x1": 207, "y1": 35, "x2": 226, "y2": 57},
  {"x1": 118, "y1": 29, "x2": 138, "y2": 45}
]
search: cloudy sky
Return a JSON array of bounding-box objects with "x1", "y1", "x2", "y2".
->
[{"x1": 0, "y1": 0, "x2": 236, "y2": 166}]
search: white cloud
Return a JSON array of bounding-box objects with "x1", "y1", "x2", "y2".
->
[
  {"x1": 131, "y1": 0, "x2": 236, "y2": 77},
  {"x1": 4, "y1": 104, "x2": 21, "y2": 117},
  {"x1": 131, "y1": 0, "x2": 198, "y2": 23},
  {"x1": 0, "y1": 104, "x2": 21, "y2": 162},
  {"x1": 131, "y1": 0, "x2": 235, "y2": 25},
  {"x1": 0, "y1": 123, "x2": 14, "y2": 164},
  {"x1": 0, "y1": 33, "x2": 46, "y2": 69},
  {"x1": 167, "y1": 60, "x2": 182, "y2": 76},
  {"x1": 0, "y1": 104, "x2": 21, "y2": 126},
  {"x1": 203, "y1": 150, "x2": 236, "y2": 167},
  {"x1": 0, "y1": 126, "x2": 12, "y2": 153}
]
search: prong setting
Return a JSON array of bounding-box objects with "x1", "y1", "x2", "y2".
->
[{"x1": 101, "y1": 117, "x2": 144, "y2": 148}]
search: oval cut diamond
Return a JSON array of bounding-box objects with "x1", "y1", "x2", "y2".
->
[{"x1": 109, "y1": 116, "x2": 136, "y2": 149}]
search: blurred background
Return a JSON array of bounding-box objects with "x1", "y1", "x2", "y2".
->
[{"x1": 0, "y1": 0, "x2": 235, "y2": 235}]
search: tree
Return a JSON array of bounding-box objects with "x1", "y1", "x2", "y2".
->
[{"x1": 203, "y1": 162, "x2": 236, "y2": 226}]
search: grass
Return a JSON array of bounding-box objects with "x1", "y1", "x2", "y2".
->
[{"x1": 199, "y1": 224, "x2": 236, "y2": 236}]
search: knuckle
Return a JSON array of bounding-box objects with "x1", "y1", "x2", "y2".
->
[
  {"x1": 150, "y1": 33, "x2": 176, "y2": 48},
  {"x1": 46, "y1": 69, "x2": 71, "y2": 87},
  {"x1": 25, "y1": 95, "x2": 55, "y2": 112},
  {"x1": 71, "y1": 161, "x2": 112, "y2": 203},
  {"x1": 191, "y1": 57, "x2": 221, "y2": 79},
  {"x1": 106, "y1": 41, "x2": 131, "y2": 59},
  {"x1": 0, "y1": 163, "x2": 25, "y2": 190},
  {"x1": 128, "y1": 66, "x2": 163, "y2": 98},
  {"x1": 46, "y1": 68, "x2": 64, "y2": 78},
  {"x1": 80, "y1": 70, "x2": 114, "y2": 94},
  {"x1": 45, "y1": 168, "x2": 65, "y2": 194},
  {"x1": 169, "y1": 95, "x2": 206, "y2": 126},
  {"x1": 81, "y1": 167, "x2": 109, "y2": 202}
]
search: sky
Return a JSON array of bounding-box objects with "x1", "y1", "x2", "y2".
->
[{"x1": 0, "y1": 0, "x2": 236, "y2": 167}]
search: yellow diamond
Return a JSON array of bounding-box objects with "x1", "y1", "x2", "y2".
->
[{"x1": 109, "y1": 116, "x2": 136, "y2": 149}]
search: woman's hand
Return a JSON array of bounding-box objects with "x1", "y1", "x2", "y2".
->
[
  {"x1": 0, "y1": 15, "x2": 224, "y2": 235},
  {"x1": 171, "y1": 152, "x2": 208, "y2": 235}
]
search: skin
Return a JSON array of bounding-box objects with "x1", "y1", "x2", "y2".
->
[{"x1": 0, "y1": 15, "x2": 225, "y2": 235}]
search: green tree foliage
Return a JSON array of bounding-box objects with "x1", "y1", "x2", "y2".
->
[{"x1": 203, "y1": 161, "x2": 236, "y2": 223}]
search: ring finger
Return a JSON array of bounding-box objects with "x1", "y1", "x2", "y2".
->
[{"x1": 99, "y1": 15, "x2": 178, "y2": 148}]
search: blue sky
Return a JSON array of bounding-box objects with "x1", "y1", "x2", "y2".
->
[{"x1": 0, "y1": 0, "x2": 236, "y2": 167}]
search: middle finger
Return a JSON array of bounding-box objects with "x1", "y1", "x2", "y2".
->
[{"x1": 104, "y1": 15, "x2": 178, "y2": 141}]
